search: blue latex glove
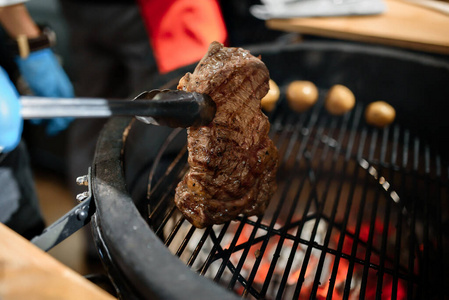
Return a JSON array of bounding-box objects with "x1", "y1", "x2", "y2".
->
[
  {"x1": 15, "y1": 48, "x2": 74, "y2": 135},
  {"x1": 0, "y1": 66, "x2": 23, "y2": 153}
]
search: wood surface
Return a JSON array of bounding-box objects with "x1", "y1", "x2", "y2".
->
[
  {"x1": 0, "y1": 223, "x2": 116, "y2": 300},
  {"x1": 266, "y1": 0, "x2": 449, "y2": 54}
]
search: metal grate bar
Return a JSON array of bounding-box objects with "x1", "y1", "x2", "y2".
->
[
  {"x1": 376, "y1": 126, "x2": 393, "y2": 297},
  {"x1": 198, "y1": 223, "x2": 230, "y2": 275},
  {"x1": 407, "y1": 138, "x2": 419, "y2": 299},
  {"x1": 164, "y1": 214, "x2": 187, "y2": 246},
  {"x1": 360, "y1": 128, "x2": 385, "y2": 298},
  {"x1": 151, "y1": 152, "x2": 188, "y2": 236},
  {"x1": 239, "y1": 101, "x2": 324, "y2": 298},
  {"x1": 272, "y1": 110, "x2": 330, "y2": 298},
  {"x1": 257, "y1": 168, "x2": 312, "y2": 297},
  {"x1": 203, "y1": 225, "x2": 263, "y2": 298},
  {"x1": 270, "y1": 104, "x2": 301, "y2": 152},
  {"x1": 187, "y1": 227, "x2": 212, "y2": 267},
  {"x1": 331, "y1": 126, "x2": 367, "y2": 299},
  {"x1": 256, "y1": 130, "x2": 323, "y2": 297},
  {"x1": 311, "y1": 106, "x2": 362, "y2": 297},
  {"x1": 399, "y1": 130, "x2": 414, "y2": 300},
  {"x1": 154, "y1": 204, "x2": 178, "y2": 236},
  {"x1": 281, "y1": 114, "x2": 309, "y2": 164},
  {"x1": 242, "y1": 143, "x2": 315, "y2": 294},
  {"x1": 292, "y1": 112, "x2": 352, "y2": 299},
  {"x1": 249, "y1": 127, "x2": 324, "y2": 295},
  {"x1": 421, "y1": 146, "x2": 431, "y2": 296},
  {"x1": 391, "y1": 125, "x2": 403, "y2": 300},
  {"x1": 147, "y1": 128, "x2": 184, "y2": 194},
  {"x1": 148, "y1": 151, "x2": 188, "y2": 230},
  {"x1": 423, "y1": 146, "x2": 444, "y2": 299},
  {"x1": 434, "y1": 155, "x2": 445, "y2": 297},
  {"x1": 227, "y1": 216, "x2": 262, "y2": 289},
  {"x1": 175, "y1": 224, "x2": 197, "y2": 257},
  {"x1": 215, "y1": 109, "x2": 301, "y2": 292},
  {"x1": 146, "y1": 143, "x2": 188, "y2": 233},
  {"x1": 430, "y1": 151, "x2": 442, "y2": 299},
  {"x1": 213, "y1": 216, "x2": 248, "y2": 282},
  {"x1": 345, "y1": 127, "x2": 378, "y2": 298},
  {"x1": 148, "y1": 172, "x2": 184, "y2": 224}
]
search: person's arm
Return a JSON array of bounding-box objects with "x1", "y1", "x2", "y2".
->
[
  {"x1": 0, "y1": 66, "x2": 22, "y2": 153},
  {"x1": 0, "y1": 2, "x2": 74, "y2": 136},
  {"x1": 0, "y1": 3, "x2": 40, "y2": 39}
]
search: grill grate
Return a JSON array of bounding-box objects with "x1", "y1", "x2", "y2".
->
[{"x1": 145, "y1": 90, "x2": 448, "y2": 299}]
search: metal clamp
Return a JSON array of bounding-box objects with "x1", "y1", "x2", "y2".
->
[
  {"x1": 31, "y1": 168, "x2": 95, "y2": 251},
  {"x1": 76, "y1": 170, "x2": 92, "y2": 203}
]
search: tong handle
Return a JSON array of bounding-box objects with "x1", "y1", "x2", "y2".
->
[
  {"x1": 20, "y1": 90, "x2": 216, "y2": 128},
  {"x1": 20, "y1": 96, "x2": 136, "y2": 118}
]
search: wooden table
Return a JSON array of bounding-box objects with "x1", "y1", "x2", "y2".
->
[
  {"x1": 0, "y1": 223, "x2": 116, "y2": 300},
  {"x1": 266, "y1": 0, "x2": 449, "y2": 55}
]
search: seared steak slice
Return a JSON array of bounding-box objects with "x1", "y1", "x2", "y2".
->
[{"x1": 175, "y1": 41, "x2": 279, "y2": 228}]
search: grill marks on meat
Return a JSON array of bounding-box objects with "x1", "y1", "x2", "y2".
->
[{"x1": 174, "y1": 42, "x2": 279, "y2": 228}]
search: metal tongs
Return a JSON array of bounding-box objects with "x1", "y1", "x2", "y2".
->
[{"x1": 20, "y1": 89, "x2": 216, "y2": 128}]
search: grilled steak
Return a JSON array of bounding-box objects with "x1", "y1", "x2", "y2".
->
[{"x1": 174, "y1": 42, "x2": 279, "y2": 228}]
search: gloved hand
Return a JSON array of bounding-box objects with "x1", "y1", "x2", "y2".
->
[
  {"x1": 0, "y1": 66, "x2": 23, "y2": 153},
  {"x1": 15, "y1": 48, "x2": 74, "y2": 135}
]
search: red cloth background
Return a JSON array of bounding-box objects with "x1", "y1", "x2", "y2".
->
[{"x1": 137, "y1": 0, "x2": 228, "y2": 73}]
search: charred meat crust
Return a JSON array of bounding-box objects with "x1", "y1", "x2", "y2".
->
[{"x1": 174, "y1": 42, "x2": 279, "y2": 228}]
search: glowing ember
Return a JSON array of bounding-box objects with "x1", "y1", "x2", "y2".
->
[
  {"x1": 221, "y1": 218, "x2": 408, "y2": 299},
  {"x1": 167, "y1": 213, "x2": 409, "y2": 299}
]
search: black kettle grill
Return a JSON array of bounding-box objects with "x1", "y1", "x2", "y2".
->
[{"x1": 86, "y1": 40, "x2": 449, "y2": 300}]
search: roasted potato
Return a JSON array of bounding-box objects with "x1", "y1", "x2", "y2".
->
[
  {"x1": 261, "y1": 79, "x2": 280, "y2": 112},
  {"x1": 365, "y1": 101, "x2": 396, "y2": 128},
  {"x1": 325, "y1": 84, "x2": 355, "y2": 115},
  {"x1": 286, "y1": 80, "x2": 318, "y2": 112}
]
